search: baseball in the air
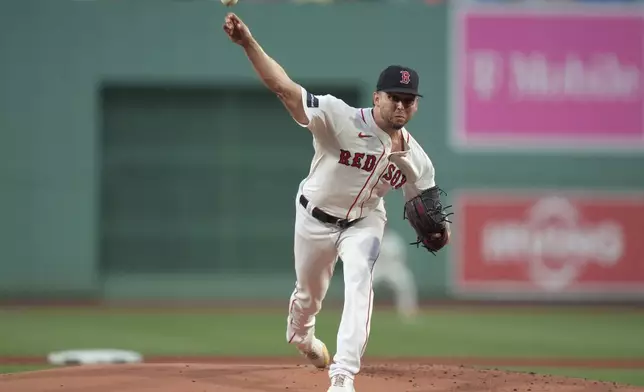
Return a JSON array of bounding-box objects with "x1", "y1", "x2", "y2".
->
[{"x1": 221, "y1": 0, "x2": 237, "y2": 6}]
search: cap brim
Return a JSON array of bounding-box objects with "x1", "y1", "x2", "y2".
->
[{"x1": 378, "y1": 87, "x2": 423, "y2": 97}]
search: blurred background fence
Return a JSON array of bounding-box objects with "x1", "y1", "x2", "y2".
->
[{"x1": 1, "y1": 0, "x2": 643, "y2": 304}]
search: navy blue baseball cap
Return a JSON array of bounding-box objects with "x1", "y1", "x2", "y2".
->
[{"x1": 376, "y1": 65, "x2": 422, "y2": 97}]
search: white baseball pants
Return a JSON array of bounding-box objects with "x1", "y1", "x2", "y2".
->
[{"x1": 286, "y1": 193, "x2": 386, "y2": 378}]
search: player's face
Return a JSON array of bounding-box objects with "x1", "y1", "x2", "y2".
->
[{"x1": 374, "y1": 92, "x2": 418, "y2": 130}]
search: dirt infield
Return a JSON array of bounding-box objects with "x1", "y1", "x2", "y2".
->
[
  {"x1": 3, "y1": 355, "x2": 644, "y2": 369},
  {"x1": 1, "y1": 358, "x2": 643, "y2": 392}
]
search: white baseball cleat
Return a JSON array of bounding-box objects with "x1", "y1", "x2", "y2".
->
[
  {"x1": 297, "y1": 337, "x2": 331, "y2": 369},
  {"x1": 327, "y1": 374, "x2": 355, "y2": 392}
]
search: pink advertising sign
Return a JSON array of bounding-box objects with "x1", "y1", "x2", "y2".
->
[{"x1": 451, "y1": 6, "x2": 644, "y2": 151}]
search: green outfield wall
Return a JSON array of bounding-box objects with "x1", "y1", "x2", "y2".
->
[{"x1": 1, "y1": 0, "x2": 642, "y2": 301}]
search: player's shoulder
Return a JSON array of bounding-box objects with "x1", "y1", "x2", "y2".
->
[{"x1": 303, "y1": 88, "x2": 356, "y2": 113}]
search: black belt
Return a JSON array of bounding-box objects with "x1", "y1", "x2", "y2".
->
[{"x1": 299, "y1": 195, "x2": 363, "y2": 229}]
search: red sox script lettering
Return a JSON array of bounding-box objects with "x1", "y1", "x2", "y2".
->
[
  {"x1": 339, "y1": 149, "x2": 376, "y2": 172},
  {"x1": 382, "y1": 162, "x2": 407, "y2": 189},
  {"x1": 338, "y1": 149, "x2": 407, "y2": 189}
]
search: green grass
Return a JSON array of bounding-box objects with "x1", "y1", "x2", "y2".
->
[
  {"x1": 1, "y1": 306, "x2": 643, "y2": 386},
  {"x1": 0, "y1": 306, "x2": 642, "y2": 358},
  {"x1": 0, "y1": 365, "x2": 54, "y2": 374},
  {"x1": 488, "y1": 367, "x2": 644, "y2": 387}
]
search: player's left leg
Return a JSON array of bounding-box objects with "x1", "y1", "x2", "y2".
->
[{"x1": 328, "y1": 211, "x2": 386, "y2": 390}]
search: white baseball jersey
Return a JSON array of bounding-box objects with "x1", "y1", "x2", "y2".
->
[{"x1": 294, "y1": 86, "x2": 436, "y2": 221}]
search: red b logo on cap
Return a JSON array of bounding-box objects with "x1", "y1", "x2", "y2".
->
[{"x1": 400, "y1": 70, "x2": 411, "y2": 85}]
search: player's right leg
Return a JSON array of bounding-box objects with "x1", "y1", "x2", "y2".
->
[
  {"x1": 328, "y1": 211, "x2": 386, "y2": 391},
  {"x1": 286, "y1": 193, "x2": 338, "y2": 368}
]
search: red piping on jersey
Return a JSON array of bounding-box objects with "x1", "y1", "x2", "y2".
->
[
  {"x1": 287, "y1": 283, "x2": 299, "y2": 343},
  {"x1": 359, "y1": 271, "x2": 375, "y2": 357},
  {"x1": 359, "y1": 161, "x2": 389, "y2": 218},
  {"x1": 345, "y1": 140, "x2": 386, "y2": 220},
  {"x1": 360, "y1": 108, "x2": 367, "y2": 124},
  {"x1": 359, "y1": 130, "x2": 411, "y2": 217}
]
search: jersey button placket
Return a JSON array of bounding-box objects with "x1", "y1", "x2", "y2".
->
[{"x1": 363, "y1": 144, "x2": 391, "y2": 215}]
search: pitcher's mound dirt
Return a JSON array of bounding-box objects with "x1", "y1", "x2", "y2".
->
[{"x1": 1, "y1": 362, "x2": 642, "y2": 392}]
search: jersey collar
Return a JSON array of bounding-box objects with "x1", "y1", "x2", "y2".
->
[
  {"x1": 362, "y1": 108, "x2": 402, "y2": 145},
  {"x1": 361, "y1": 108, "x2": 411, "y2": 154},
  {"x1": 360, "y1": 108, "x2": 388, "y2": 141}
]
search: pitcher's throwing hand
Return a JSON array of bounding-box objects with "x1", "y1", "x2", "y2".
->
[{"x1": 223, "y1": 13, "x2": 252, "y2": 46}]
